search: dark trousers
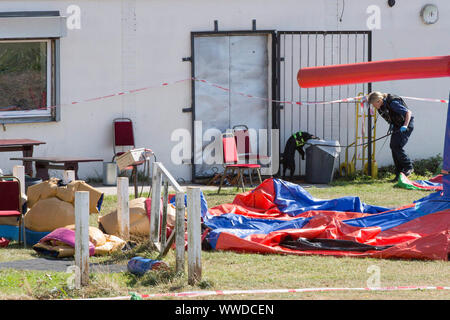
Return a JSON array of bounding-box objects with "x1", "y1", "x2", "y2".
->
[{"x1": 390, "y1": 126, "x2": 413, "y2": 175}]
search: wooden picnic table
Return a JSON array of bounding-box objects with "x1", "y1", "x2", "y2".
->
[
  {"x1": 0, "y1": 139, "x2": 46, "y2": 176},
  {"x1": 9, "y1": 156, "x2": 103, "y2": 180}
]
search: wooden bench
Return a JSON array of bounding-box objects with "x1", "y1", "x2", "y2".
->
[{"x1": 9, "y1": 157, "x2": 103, "y2": 180}]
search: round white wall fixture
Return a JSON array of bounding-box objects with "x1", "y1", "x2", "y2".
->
[{"x1": 420, "y1": 4, "x2": 439, "y2": 24}]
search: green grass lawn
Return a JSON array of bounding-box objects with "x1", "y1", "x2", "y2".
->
[{"x1": 0, "y1": 173, "x2": 448, "y2": 300}]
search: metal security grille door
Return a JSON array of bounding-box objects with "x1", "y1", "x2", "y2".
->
[
  {"x1": 192, "y1": 32, "x2": 274, "y2": 179},
  {"x1": 277, "y1": 31, "x2": 371, "y2": 176}
]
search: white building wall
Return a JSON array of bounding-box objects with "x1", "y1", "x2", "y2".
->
[{"x1": 0, "y1": 0, "x2": 448, "y2": 180}]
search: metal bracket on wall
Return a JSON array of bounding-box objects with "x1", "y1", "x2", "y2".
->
[
  {"x1": 182, "y1": 57, "x2": 192, "y2": 62},
  {"x1": 182, "y1": 107, "x2": 193, "y2": 113}
]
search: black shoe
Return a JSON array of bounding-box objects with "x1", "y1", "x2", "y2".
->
[{"x1": 404, "y1": 168, "x2": 414, "y2": 177}]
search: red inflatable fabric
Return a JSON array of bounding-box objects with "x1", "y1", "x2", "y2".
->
[
  {"x1": 205, "y1": 179, "x2": 450, "y2": 260},
  {"x1": 0, "y1": 237, "x2": 10, "y2": 248},
  {"x1": 213, "y1": 210, "x2": 449, "y2": 261},
  {"x1": 297, "y1": 55, "x2": 450, "y2": 88}
]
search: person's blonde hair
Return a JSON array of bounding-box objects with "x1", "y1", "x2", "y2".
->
[{"x1": 367, "y1": 91, "x2": 386, "y2": 105}]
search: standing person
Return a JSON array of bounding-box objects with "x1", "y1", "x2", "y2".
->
[{"x1": 368, "y1": 91, "x2": 414, "y2": 182}]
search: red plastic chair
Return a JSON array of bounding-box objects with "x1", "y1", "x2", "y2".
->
[
  {"x1": 232, "y1": 125, "x2": 271, "y2": 163},
  {"x1": 112, "y1": 118, "x2": 144, "y2": 198},
  {"x1": 113, "y1": 118, "x2": 136, "y2": 161},
  {"x1": 0, "y1": 176, "x2": 26, "y2": 246},
  {"x1": 218, "y1": 133, "x2": 262, "y2": 194}
]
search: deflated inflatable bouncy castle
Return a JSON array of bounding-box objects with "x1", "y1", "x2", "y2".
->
[{"x1": 203, "y1": 178, "x2": 449, "y2": 260}]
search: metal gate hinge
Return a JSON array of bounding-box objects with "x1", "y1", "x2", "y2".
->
[
  {"x1": 182, "y1": 107, "x2": 192, "y2": 113},
  {"x1": 182, "y1": 57, "x2": 192, "y2": 62}
]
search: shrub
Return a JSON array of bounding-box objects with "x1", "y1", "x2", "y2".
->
[{"x1": 412, "y1": 154, "x2": 442, "y2": 176}]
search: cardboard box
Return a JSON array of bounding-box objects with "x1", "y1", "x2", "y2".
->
[{"x1": 116, "y1": 148, "x2": 147, "y2": 170}]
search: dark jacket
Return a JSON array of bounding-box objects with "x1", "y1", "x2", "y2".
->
[{"x1": 378, "y1": 94, "x2": 413, "y2": 128}]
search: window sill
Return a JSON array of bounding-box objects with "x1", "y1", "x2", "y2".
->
[{"x1": 0, "y1": 115, "x2": 59, "y2": 124}]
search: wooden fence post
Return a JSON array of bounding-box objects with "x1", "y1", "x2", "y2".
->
[
  {"x1": 13, "y1": 165, "x2": 25, "y2": 196},
  {"x1": 63, "y1": 170, "x2": 76, "y2": 184},
  {"x1": 187, "y1": 187, "x2": 202, "y2": 285},
  {"x1": 117, "y1": 177, "x2": 130, "y2": 240},
  {"x1": 161, "y1": 181, "x2": 169, "y2": 249},
  {"x1": 75, "y1": 191, "x2": 90, "y2": 288},
  {"x1": 175, "y1": 191, "x2": 185, "y2": 274},
  {"x1": 150, "y1": 162, "x2": 162, "y2": 248}
]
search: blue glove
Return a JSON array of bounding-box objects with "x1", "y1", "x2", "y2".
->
[{"x1": 400, "y1": 126, "x2": 407, "y2": 133}]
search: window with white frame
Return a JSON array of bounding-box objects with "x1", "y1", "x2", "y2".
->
[{"x1": 0, "y1": 39, "x2": 54, "y2": 119}]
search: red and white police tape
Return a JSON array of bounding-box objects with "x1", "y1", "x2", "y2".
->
[
  {"x1": 195, "y1": 78, "x2": 449, "y2": 105},
  {"x1": 77, "y1": 285, "x2": 450, "y2": 300},
  {"x1": 2, "y1": 77, "x2": 447, "y2": 118}
]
